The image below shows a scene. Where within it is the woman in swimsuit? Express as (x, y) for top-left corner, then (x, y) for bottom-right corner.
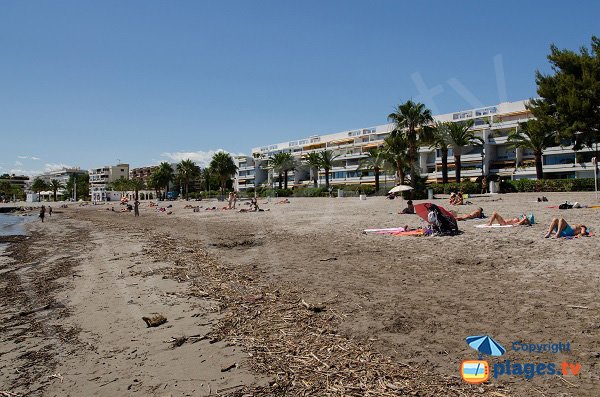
(544, 218), (587, 238)
(487, 211), (531, 226)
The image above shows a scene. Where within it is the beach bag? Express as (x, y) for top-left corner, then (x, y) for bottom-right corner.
(559, 202), (573, 210)
(427, 204), (459, 235)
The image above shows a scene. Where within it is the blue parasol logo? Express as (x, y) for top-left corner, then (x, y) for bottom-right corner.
(466, 335), (506, 359)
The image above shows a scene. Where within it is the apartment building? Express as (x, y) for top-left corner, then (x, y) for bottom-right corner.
(234, 100), (597, 191)
(89, 163), (129, 202)
(130, 165), (158, 183)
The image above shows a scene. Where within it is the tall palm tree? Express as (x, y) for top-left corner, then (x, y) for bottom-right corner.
(209, 151), (238, 195)
(508, 119), (557, 179)
(156, 162), (174, 199)
(31, 178), (48, 202)
(176, 159), (200, 199)
(388, 100), (433, 187)
(425, 122), (452, 184)
(304, 152), (322, 188)
(383, 130), (410, 185)
(48, 179), (64, 201)
(268, 152), (295, 189)
(358, 147), (386, 192)
(447, 120), (483, 183)
(319, 150), (339, 190)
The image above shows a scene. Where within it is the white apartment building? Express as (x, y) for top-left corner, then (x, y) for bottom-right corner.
(89, 163), (130, 202)
(234, 100), (598, 191)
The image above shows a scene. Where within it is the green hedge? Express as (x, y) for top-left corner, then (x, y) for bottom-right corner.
(429, 181), (481, 195)
(500, 178), (596, 193)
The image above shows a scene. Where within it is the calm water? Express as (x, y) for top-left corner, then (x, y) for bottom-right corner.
(0, 213), (29, 236)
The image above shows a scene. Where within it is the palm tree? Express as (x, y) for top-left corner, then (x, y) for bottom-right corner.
(156, 162), (174, 199)
(31, 177), (48, 202)
(383, 130), (410, 185)
(304, 152), (322, 188)
(358, 147), (386, 192)
(425, 122), (452, 184)
(447, 120), (483, 183)
(48, 179), (64, 201)
(268, 152), (295, 189)
(209, 151), (238, 196)
(176, 159), (200, 199)
(200, 167), (212, 193)
(508, 119), (556, 179)
(388, 100), (433, 188)
(147, 173), (161, 199)
(319, 150), (339, 189)
(129, 178), (146, 201)
(109, 176), (130, 198)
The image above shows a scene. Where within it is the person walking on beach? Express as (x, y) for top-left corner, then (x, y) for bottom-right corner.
(48, 206), (52, 216)
(134, 200), (140, 217)
(39, 205), (46, 223)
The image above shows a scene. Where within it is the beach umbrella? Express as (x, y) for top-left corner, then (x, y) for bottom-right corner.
(414, 202), (455, 223)
(388, 185), (413, 194)
(466, 335), (506, 357)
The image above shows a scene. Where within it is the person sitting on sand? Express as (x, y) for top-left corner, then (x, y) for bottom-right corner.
(456, 207), (485, 221)
(275, 199), (291, 204)
(453, 192), (464, 205)
(487, 211), (531, 226)
(544, 217), (588, 238)
(448, 192), (457, 204)
(401, 200), (415, 214)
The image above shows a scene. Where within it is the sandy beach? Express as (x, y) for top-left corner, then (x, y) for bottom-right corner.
(1, 192), (599, 396)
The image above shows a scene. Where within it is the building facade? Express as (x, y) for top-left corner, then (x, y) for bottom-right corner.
(234, 100), (598, 191)
(89, 163), (130, 202)
(129, 165), (158, 183)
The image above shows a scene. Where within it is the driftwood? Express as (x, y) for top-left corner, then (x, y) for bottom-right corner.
(142, 314), (167, 327)
(220, 362), (237, 372)
(19, 302), (65, 317)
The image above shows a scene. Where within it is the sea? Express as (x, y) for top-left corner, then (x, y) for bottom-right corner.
(0, 213), (30, 254)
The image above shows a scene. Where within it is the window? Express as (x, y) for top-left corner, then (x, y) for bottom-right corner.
(544, 154), (575, 166)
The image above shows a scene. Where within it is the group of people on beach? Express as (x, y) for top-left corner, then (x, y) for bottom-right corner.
(38, 205), (52, 222)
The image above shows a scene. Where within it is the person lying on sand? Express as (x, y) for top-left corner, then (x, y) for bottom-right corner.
(456, 207), (485, 221)
(400, 200), (415, 214)
(487, 211), (531, 226)
(544, 217), (588, 238)
(275, 199), (291, 204)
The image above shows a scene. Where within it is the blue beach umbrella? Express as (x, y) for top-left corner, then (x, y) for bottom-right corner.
(466, 335), (506, 357)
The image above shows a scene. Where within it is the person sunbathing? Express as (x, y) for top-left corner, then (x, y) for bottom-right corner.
(456, 207), (485, 221)
(400, 200), (415, 214)
(275, 199), (291, 204)
(544, 218), (587, 238)
(487, 211), (531, 226)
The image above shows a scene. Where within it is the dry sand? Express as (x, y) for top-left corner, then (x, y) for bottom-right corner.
(1, 192), (599, 396)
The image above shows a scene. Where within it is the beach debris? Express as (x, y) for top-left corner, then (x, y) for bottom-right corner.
(170, 335), (188, 348)
(142, 314), (167, 327)
(0, 392), (22, 397)
(19, 302), (65, 317)
(47, 373), (64, 383)
(319, 257), (337, 262)
(220, 362), (237, 372)
(300, 299), (326, 313)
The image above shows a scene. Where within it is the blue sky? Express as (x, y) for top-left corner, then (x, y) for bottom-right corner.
(1, 1), (599, 175)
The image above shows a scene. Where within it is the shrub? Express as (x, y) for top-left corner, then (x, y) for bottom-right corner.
(499, 178), (595, 193)
(429, 181), (481, 195)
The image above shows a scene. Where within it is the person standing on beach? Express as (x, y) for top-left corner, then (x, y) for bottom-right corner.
(39, 205), (46, 223)
(481, 175), (488, 194)
(48, 206), (52, 217)
(134, 200), (140, 217)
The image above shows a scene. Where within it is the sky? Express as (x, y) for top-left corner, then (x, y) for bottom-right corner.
(1, 1), (599, 176)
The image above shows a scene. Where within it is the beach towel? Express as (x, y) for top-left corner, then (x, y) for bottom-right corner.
(475, 224), (514, 228)
(390, 229), (425, 236)
(364, 227), (406, 234)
